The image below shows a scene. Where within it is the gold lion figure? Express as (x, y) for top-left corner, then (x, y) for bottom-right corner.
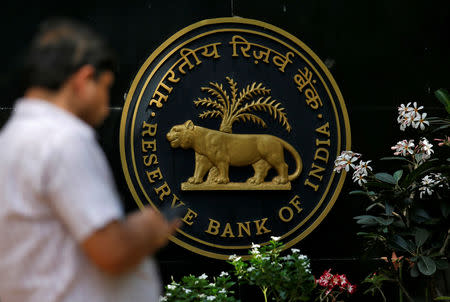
(166, 120), (302, 185)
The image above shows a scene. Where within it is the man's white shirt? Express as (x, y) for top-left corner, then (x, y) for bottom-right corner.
(0, 98), (161, 302)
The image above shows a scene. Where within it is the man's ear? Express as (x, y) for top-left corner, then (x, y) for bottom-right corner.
(184, 120), (194, 130)
(71, 65), (96, 94)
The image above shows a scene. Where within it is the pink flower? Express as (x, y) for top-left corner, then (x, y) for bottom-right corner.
(391, 139), (415, 156)
(347, 284), (356, 294)
(434, 136), (450, 147)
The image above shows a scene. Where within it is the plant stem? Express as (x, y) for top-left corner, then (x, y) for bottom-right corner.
(397, 280), (415, 302)
(377, 286), (387, 302)
(261, 286), (268, 302)
(399, 264), (404, 302)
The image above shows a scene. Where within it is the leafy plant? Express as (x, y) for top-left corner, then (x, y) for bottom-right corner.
(160, 272), (239, 302)
(228, 237), (315, 302)
(334, 91), (450, 300)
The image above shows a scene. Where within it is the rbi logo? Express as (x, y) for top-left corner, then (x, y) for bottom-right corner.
(120, 18), (351, 259)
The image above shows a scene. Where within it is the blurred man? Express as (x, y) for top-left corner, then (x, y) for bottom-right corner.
(0, 19), (178, 302)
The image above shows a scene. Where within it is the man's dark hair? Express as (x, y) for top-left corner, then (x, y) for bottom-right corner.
(23, 18), (117, 91)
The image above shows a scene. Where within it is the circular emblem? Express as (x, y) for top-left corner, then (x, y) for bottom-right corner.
(120, 18), (351, 259)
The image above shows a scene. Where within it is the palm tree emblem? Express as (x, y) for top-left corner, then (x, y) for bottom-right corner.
(194, 77), (291, 133)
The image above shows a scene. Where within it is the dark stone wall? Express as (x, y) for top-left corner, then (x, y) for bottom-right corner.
(1, 1), (449, 300)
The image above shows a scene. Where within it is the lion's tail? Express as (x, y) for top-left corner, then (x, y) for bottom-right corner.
(279, 138), (302, 181)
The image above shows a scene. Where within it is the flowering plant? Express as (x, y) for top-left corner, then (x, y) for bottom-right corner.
(228, 237), (315, 302)
(335, 89), (450, 300)
(160, 272), (239, 302)
(315, 269), (356, 302)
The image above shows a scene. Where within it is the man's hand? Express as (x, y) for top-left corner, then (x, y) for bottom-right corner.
(81, 207), (181, 275)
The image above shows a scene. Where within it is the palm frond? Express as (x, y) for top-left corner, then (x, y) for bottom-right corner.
(193, 97), (225, 111)
(201, 84), (228, 109)
(198, 110), (223, 119)
(234, 113), (267, 129)
(234, 97), (292, 132)
(226, 77), (238, 105)
(209, 82), (231, 111)
(238, 82), (271, 102)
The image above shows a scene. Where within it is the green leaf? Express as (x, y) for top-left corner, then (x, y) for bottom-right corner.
(418, 256), (437, 276)
(435, 259), (449, 270)
(432, 124), (450, 133)
(354, 215), (394, 226)
(385, 203), (394, 216)
(415, 228), (430, 247)
(434, 297), (450, 301)
(434, 88), (450, 114)
(380, 156), (411, 162)
(410, 264), (420, 278)
(393, 170), (403, 182)
(375, 173), (397, 185)
(391, 235), (415, 253)
(349, 190), (376, 196)
(440, 202), (450, 218)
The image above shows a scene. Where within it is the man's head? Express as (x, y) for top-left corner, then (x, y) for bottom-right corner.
(23, 19), (117, 126)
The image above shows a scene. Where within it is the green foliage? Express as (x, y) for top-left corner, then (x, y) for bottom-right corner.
(161, 272), (239, 302)
(228, 239), (315, 302)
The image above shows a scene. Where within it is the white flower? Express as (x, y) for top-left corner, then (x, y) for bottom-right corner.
(183, 288), (191, 294)
(247, 266), (255, 272)
(418, 173), (448, 198)
(251, 248), (260, 255)
(334, 151), (361, 173)
(229, 254), (241, 262)
(219, 288), (227, 294)
(251, 243), (260, 248)
(291, 248), (300, 253)
(354, 160), (372, 176)
(352, 172), (367, 186)
(219, 271), (229, 277)
(167, 284), (176, 290)
(391, 139), (415, 156)
(159, 296), (168, 302)
(198, 294), (206, 298)
(398, 102), (412, 116)
(271, 236), (281, 241)
(411, 102), (424, 117)
(412, 112), (429, 130)
(207, 296), (216, 301)
(199, 273), (208, 279)
(209, 283), (215, 287)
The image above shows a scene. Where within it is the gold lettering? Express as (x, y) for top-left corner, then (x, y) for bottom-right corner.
(146, 167), (163, 183)
(308, 163), (325, 181)
(294, 67), (313, 92)
(200, 43), (221, 58)
(314, 147), (329, 163)
(149, 82), (173, 108)
(272, 51), (294, 72)
(289, 195), (303, 213)
(315, 122), (330, 137)
(304, 88), (323, 109)
(253, 47), (271, 63)
(304, 178), (319, 191)
(182, 208), (198, 226)
(166, 69), (180, 83)
(279, 206), (294, 222)
(221, 223), (235, 238)
(142, 122), (157, 137)
(254, 218), (271, 235)
(205, 219), (221, 235)
(154, 182), (171, 200)
(178, 48), (202, 74)
(237, 221), (251, 237)
(171, 194), (185, 208)
(316, 138), (331, 146)
(143, 154), (158, 166)
(142, 139), (156, 152)
(229, 35), (251, 57)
